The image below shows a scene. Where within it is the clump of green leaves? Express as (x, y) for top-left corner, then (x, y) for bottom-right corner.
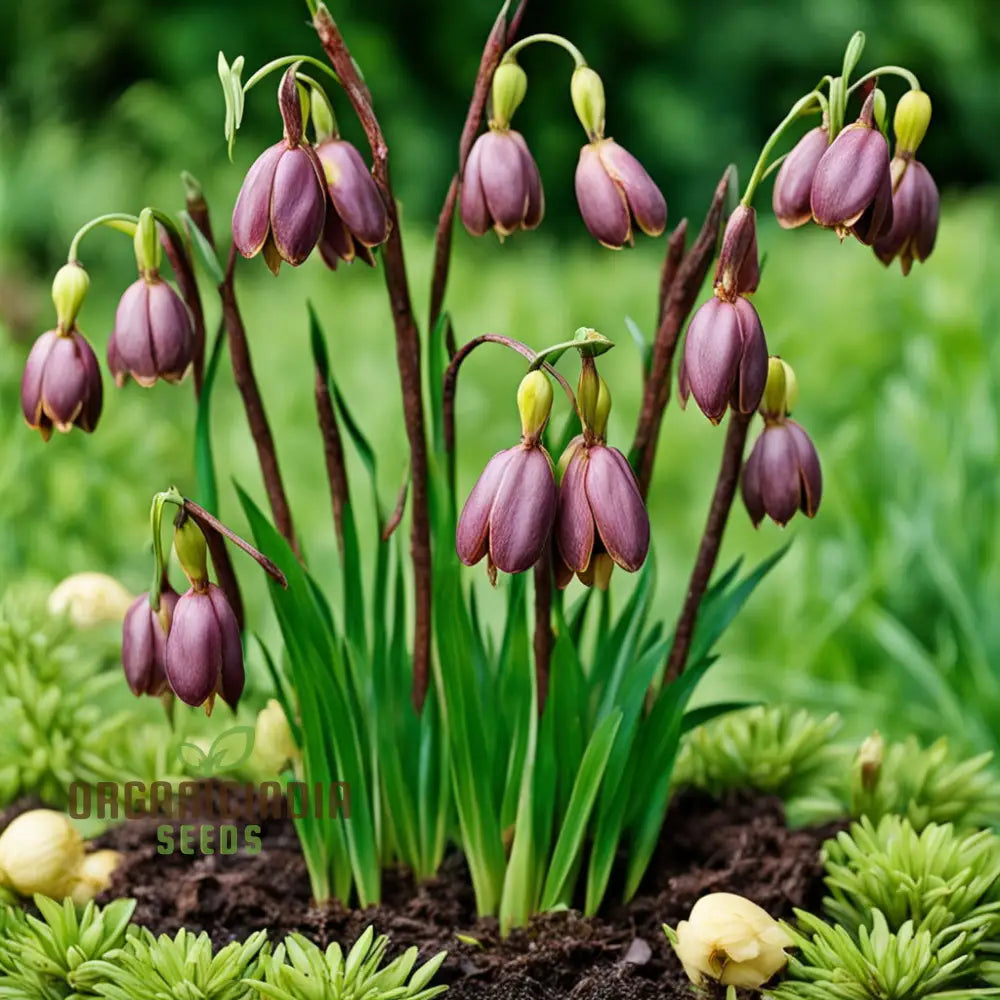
(772, 909), (990, 1000)
(851, 734), (1000, 831)
(823, 816), (1000, 944)
(91, 927), (268, 1000)
(673, 706), (847, 824)
(254, 926), (447, 1000)
(0, 896), (135, 998)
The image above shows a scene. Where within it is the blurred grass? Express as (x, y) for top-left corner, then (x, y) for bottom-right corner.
(2, 188), (998, 752)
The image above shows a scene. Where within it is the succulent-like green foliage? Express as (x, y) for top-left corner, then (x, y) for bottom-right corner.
(0, 896), (135, 998)
(851, 735), (1000, 831)
(91, 927), (268, 1000)
(770, 909), (990, 1000)
(254, 926), (447, 1000)
(823, 816), (1000, 945)
(674, 706), (847, 823)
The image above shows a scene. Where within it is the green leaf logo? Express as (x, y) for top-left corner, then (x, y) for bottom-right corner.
(206, 726), (256, 772)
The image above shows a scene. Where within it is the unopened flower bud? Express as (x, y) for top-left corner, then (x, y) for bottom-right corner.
(0, 810), (85, 899)
(461, 128), (544, 238)
(253, 699), (299, 774)
(21, 328), (103, 440)
(48, 572), (134, 628)
(760, 356), (796, 420)
(491, 61), (528, 128)
(51, 262), (90, 332)
(517, 370), (553, 442)
(894, 89), (932, 156)
(133, 208), (162, 275)
(872, 88), (888, 133)
(577, 359), (601, 431)
(173, 514), (208, 590)
(593, 376), (611, 439)
(772, 127), (828, 229)
(122, 585), (179, 697)
(857, 730), (884, 792)
(70, 850), (122, 905)
(668, 892), (793, 988)
(715, 205), (759, 299)
(873, 157), (939, 275)
(741, 419), (822, 527)
(571, 65), (605, 139)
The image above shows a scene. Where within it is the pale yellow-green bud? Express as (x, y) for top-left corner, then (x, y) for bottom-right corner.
(51, 262), (90, 332)
(857, 730), (884, 793)
(173, 514), (209, 590)
(577, 359), (600, 432)
(592, 377), (612, 438)
(310, 85), (336, 143)
(133, 207), (162, 275)
(48, 572), (134, 628)
(0, 810), (85, 899)
(517, 370), (554, 442)
(894, 89), (932, 155)
(571, 65), (605, 139)
(668, 892), (793, 988)
(70, 850), (122, 905)
(872, 88), (888, 133)
(252, 698), (299, 775)
(491, 61), (527, 128)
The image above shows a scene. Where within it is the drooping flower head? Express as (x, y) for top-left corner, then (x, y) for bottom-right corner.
(232, 66), (327, 274)
(456, 371), (558, 581)
(122, 583), (179, 698)
(772, 125), (829, 229)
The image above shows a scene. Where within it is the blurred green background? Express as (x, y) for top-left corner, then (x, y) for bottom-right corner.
(1, 1), (999, 755)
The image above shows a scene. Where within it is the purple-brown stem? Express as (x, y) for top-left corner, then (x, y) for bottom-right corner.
(656, 218), (687, 329)
(313, 4), (431, 711)
(428, 0), (529, 336)
(220, 244), (299, 555)
(382, 472), (410, 542)
(631, 171), (730, 498)
(315, 367), (350, 552)
(663, 409), (751, 684)
(533, 551), (552, 713)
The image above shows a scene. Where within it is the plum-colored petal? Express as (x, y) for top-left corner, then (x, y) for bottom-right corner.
(772, 127), (828, 229)
(270, 146), (326, 266)
(232, 142), (284, 258)
(113, 279), (155, 384)
(489, 445), (558, 574)
(851, 160), (894, 245)
(585, 445), (650, 572)
(41, 334), (88, 430)
(479, 131), (530, 236)
(122, 594), (165, 696)
(74, 331), (103, 432)
(575, 143), (630, 248)
(811, 125), (891, 229)
(716, 205), (759, 296)
(21, 329), (59, 431)
(682, 298), (742, 423)
(317, 139), (389, 247)
(786, 420), (822, 517)
(147, 280), (194, 382)
(510, 130), (544, 229)
(460, 134), (490, 237)
(456, 447), (517, 566)
(208, 584), (245, 709)
(741, 438), (766, 527)
(757, 425), (800, 526)
(599, 139), (667, 237)
(733, 297), (768, 415)
(165, 590), (221, 707)
(874, 159), (939, 273)
(318, 202), (354, 268)
(556, 446), (594, 573)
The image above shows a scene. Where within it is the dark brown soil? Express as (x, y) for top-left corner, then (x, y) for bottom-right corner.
(84, 783), (839, 999)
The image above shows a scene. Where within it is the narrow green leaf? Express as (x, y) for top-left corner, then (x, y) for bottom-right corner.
(193, 322), (226, 515)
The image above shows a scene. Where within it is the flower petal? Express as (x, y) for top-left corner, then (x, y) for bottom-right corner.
(489, 445), (558, 574)
(585, 445), (649, 572)
(556, 446), (594, 573)
(575, 143), (630, 248)
(232, 142), (284, 258)
(165, 590), (221, 707)
(456, 447), (517, 566)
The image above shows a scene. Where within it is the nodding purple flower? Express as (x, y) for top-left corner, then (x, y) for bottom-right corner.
(772, 127), (828, 229)
(574, 139), (666, 248)
(231, 68), (327, 275)
(556, 435), (649, 585)
(715, 206), (760, 298)
(164, 584), (244, 711)
(679, 296), (768, 424)
(315, 138), (390, 269)
(122, 586), (179, 698)
(741, 420), (822, 527)
(107, 275), (195, 388)
(810, 94), (893, 244)
(21, 328), (102, 440)
(456, 443), (558, 578)
(460, 128), (544, 238)
(874, 157), (939, 275)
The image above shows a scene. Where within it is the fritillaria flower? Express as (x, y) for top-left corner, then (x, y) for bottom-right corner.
(21, 327), (102, 440)
(460, 128), (544, 238)
(556, 435), (649, 585)
(772, 126), (828, 229)
(456, 371), (558, 579)
(122, 585), (179, 697)
(874, 157), (939, 275)
(741, 419), (822, 527)
(232, 67), (327, 274)
(810, 92), (893, 244)
(574, 138), (666, 248)
(164, 583), (245, 711)
(107, 275), (195, 387)
(315, 137), (390, 268)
